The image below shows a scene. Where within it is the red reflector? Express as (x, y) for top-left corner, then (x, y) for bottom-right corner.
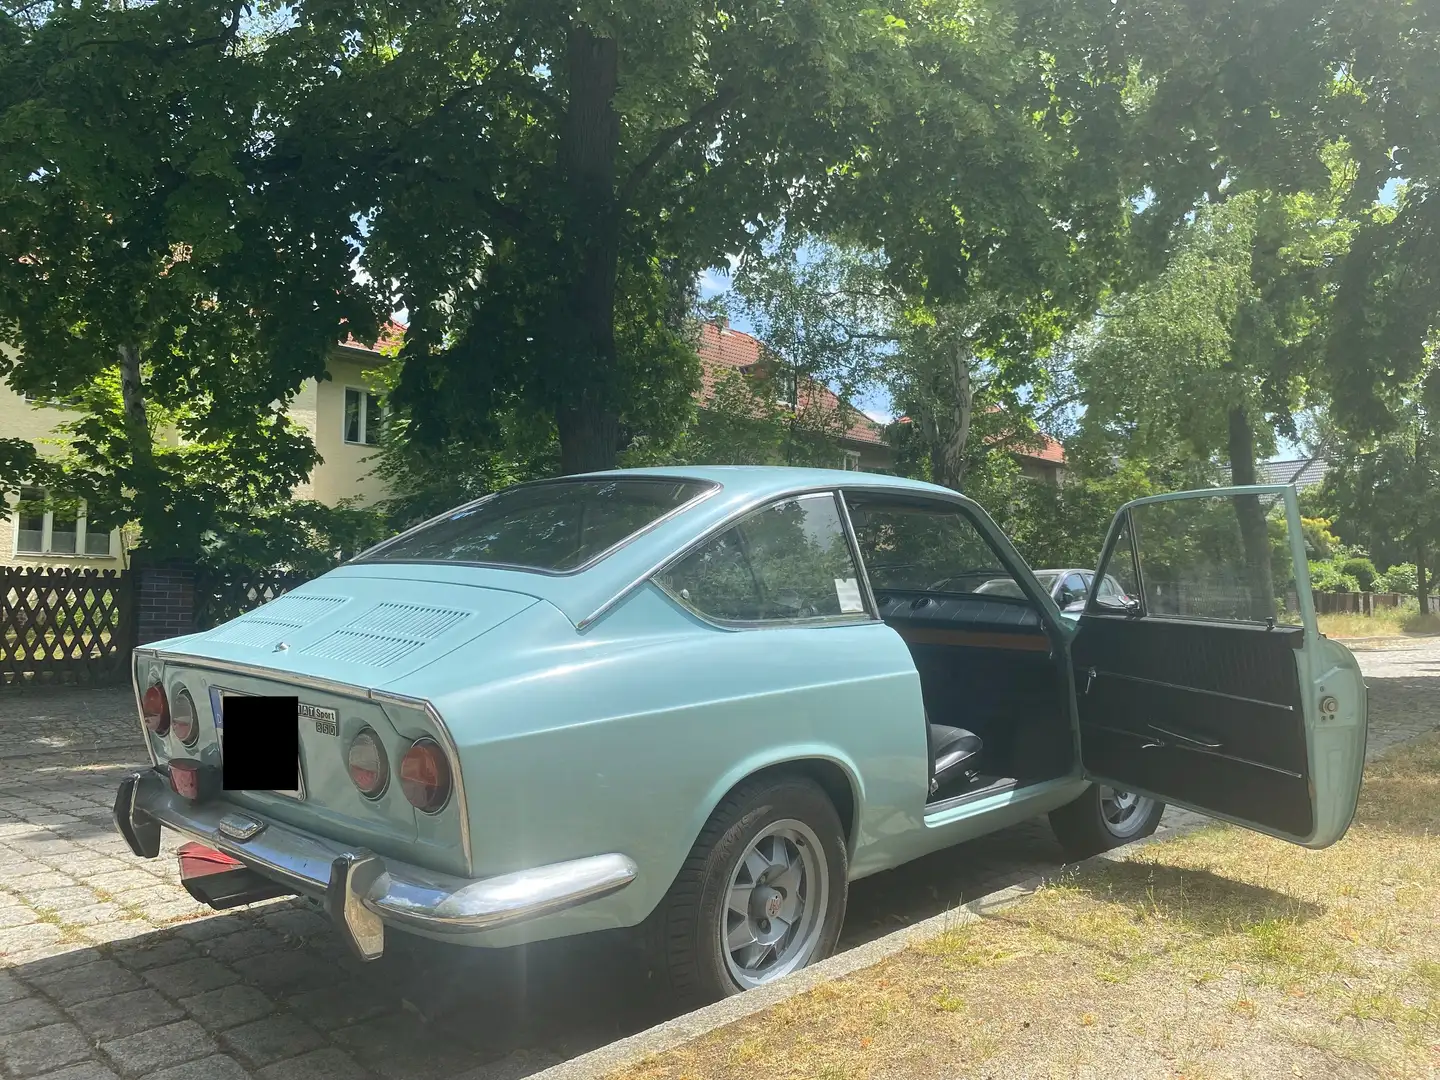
(142, 684), (170, 736)
(169, 760), (201, 800)
(399, 739), (451, 813)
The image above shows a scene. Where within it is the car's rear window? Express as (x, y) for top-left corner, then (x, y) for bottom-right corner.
(358, 478), (715, 573)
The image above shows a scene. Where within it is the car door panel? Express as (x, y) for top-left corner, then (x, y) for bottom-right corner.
(1073, 485), (1366, 848)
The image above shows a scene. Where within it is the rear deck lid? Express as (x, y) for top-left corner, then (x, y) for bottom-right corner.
(169, 573), (540, 687)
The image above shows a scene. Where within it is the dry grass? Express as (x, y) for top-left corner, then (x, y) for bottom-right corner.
(1319, 608), (1440, 639)
(616, 735), (1440, 1080)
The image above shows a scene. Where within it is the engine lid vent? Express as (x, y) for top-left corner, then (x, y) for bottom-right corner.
(298, 603), (472, 668)
(205, 595), (349, 649)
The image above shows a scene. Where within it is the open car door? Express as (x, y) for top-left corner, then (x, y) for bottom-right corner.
(1072, 485), (1367, 849)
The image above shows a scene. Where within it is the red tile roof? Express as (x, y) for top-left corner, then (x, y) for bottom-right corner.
(695, 321), (885, 446)
(339, 320), (407, 355)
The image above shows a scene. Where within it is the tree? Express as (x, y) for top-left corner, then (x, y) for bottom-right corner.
(1320, 354), (1440, 612)
(1073, 169), (1359, 611)
(341, 0), (1369, 476)
(0, 0), (378, 558)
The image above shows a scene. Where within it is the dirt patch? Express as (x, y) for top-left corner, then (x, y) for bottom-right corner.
(613, 735), (1440, 1080)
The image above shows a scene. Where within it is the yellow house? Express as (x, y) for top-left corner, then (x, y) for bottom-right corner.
(0, 338), (391, 569)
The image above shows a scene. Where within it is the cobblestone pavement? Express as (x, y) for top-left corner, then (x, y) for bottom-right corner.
(0, 640), (1435, 1080)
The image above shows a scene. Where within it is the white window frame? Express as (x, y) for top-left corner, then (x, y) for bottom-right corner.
(840, 449), (862, 471)
(12, 490), (116, 558)
(342, 386), (384, 446)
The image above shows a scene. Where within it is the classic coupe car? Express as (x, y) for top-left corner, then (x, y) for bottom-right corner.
(114, 467), (1367, 1002)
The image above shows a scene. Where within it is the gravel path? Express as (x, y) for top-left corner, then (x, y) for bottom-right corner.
(0, 639), (1434, 1080)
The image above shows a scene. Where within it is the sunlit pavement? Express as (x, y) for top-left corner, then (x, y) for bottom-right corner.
(0, 640), (1433, 1080)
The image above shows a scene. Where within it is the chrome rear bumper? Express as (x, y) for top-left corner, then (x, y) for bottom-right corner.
(113, 769), (637, 960)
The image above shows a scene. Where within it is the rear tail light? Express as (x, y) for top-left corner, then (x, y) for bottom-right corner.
(142, 684), (170, 736)
(171, 687), (198, 746)
(399, 739), (451, 813)
(346, 729), (389, 798)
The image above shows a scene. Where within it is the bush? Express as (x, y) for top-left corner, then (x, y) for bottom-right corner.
(1339, 556), (1379, 591)
(1378, 562), (1418, 596)
(1309, 561), (1362, 593)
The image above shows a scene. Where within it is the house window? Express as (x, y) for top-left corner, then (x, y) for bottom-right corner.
(13, 488), (114, 557)
(344, 387), (384, 446)
(840, 450), (862, 471)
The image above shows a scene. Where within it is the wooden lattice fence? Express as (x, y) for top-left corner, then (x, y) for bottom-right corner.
(1, 568), (134, 687)
(194, 566), (316, 631)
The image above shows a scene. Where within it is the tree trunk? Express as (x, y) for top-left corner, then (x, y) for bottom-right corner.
(117, 344), (162, 546)
(930, 346), (974, 492)
(1418, 543), (1430, 617)
(1228, 406), (1276, 621)
(555, 25), (623, 475)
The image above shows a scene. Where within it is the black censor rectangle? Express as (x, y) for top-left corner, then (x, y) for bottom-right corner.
(221, 695), (300, 791)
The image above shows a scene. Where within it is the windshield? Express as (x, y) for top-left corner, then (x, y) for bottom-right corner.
(1032, 572), (1060, 592)
(358, 478), (715, 573)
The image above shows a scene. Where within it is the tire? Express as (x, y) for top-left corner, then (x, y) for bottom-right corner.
(646, 774), (848, 1005)
(1048, 783), (1165, 862)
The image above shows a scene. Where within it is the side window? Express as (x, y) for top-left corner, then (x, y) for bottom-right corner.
(657, 493), (866, 624)
(1112, 494), (1300, 624)
(845, 496), (1020, 596)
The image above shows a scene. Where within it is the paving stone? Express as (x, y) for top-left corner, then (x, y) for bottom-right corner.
(9, 872), (80, 893)
(32, 960), (144, 1006)
(0, 1022), (94, 1078)
(174, 917), (248, 944)
(142, 957), (239, 997)
(332, 1015), (476, 1080)
(135, 900), (210, 925)
(82, 872), (163, 896)
(180, 984), (278, 1031)
(221, 1015), (327, 1067)
(253, 909), (331, 943)
(201, 929), (285, 964)
(100, 1019), (216, 1075)
(57, 903), (130, 928)
(77, 920), (156, 946)
(110, 937), (197, 972)
(143, 1054), (252, 1080)
(30, 888), (101, 912)
(256, 1047), (370, 1080)
(67, 989), (184, 1041)
(28, 1063), (121, 1080)
(283, 983), (394, 1031)
(24, 947), (107, 975)
(0, 905), (40, 928)
(230, 952), (340, 995)
(0, 921), (63, 957)
(0, 970), (28, 1003)
(0, 996), (64, 1036)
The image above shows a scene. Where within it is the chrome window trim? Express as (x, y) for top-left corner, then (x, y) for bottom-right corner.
(643, 489), (877, 632)
(134, 649), (474, 877)
(349, 476), (722, 577)
(578, 481), (935, 630)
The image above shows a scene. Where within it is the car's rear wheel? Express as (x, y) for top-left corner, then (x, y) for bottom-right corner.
(646, 775), (848, 1004)
(1048, 782), (1165, 861)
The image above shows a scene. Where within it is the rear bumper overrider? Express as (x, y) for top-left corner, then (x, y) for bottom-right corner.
(113, 769), (638, 961)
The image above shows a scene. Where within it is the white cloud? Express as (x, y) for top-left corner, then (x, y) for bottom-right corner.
(863, 407), (894, 425)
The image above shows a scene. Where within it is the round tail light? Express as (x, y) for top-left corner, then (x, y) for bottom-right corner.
(171, 687), (198, 746)
(346, 729), (389, 798)
(399, 739), (451, 813)
(142, 684), (170, 736)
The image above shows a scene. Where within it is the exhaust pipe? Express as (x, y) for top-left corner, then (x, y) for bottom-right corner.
(177, 843), (295, 910)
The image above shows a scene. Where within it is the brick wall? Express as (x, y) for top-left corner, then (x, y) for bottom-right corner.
(135, 562), (197, 645)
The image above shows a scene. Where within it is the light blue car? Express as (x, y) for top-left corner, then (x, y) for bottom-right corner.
(114, 467), (1367, 1002)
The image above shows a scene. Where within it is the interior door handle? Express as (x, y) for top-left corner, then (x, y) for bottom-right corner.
(1146, 723), (1222, 751)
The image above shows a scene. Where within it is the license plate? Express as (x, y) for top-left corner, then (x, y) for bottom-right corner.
(208, 687), (306, 801)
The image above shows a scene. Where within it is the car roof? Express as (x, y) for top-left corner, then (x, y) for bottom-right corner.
(338, 466), (974, 629)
